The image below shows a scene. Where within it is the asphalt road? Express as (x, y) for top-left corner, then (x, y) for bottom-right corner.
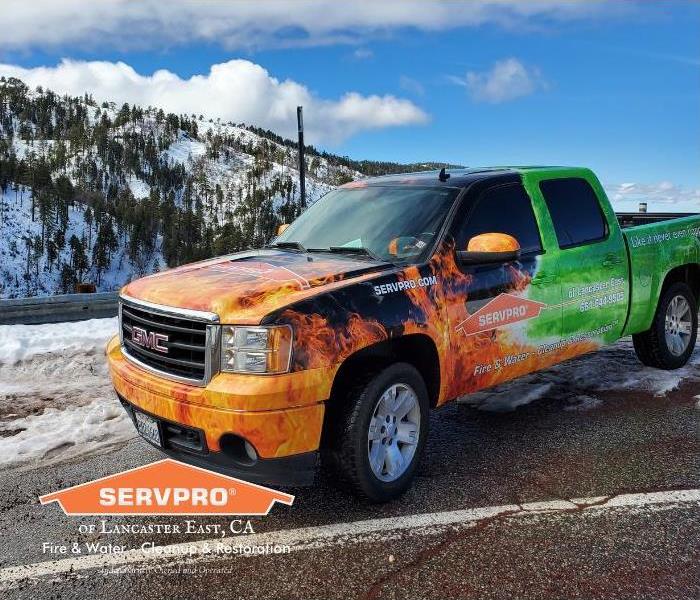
(1, 338), (699, 599)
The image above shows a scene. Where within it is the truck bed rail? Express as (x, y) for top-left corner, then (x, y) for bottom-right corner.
(616, 212), (698, 229)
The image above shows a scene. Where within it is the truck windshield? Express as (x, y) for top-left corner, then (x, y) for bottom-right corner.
(274, 185), (459, 263)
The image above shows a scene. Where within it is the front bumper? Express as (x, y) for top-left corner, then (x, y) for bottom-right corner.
(118, 396), (318, 486)
(107, 336), (327, 486)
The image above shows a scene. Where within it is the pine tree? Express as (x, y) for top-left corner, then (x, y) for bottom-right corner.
(59, 262), (76, 294)
(69, 235), (89, 283)
(84, 206), (93, 247)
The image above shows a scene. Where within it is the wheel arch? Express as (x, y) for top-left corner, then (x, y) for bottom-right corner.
(661, 263), (700, 303)
(328, 334), (441, 409)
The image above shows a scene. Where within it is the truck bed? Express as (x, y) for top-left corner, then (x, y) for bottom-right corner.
(620, 212), (700, 336)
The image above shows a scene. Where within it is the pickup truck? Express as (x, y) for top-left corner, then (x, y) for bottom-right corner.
(107, 166), (699, 502)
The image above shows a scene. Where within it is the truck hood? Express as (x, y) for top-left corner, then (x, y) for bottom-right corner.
(122, 249), (391, 324)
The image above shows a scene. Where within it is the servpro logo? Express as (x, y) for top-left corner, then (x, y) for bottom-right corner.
(455, 293), (547, 336)
(39, 459), (294, 516)
(478, 304), (527, 327)
(98, 487), (229, 507)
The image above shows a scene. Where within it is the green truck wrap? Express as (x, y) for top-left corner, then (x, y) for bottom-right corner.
(110, 166), (699, 500)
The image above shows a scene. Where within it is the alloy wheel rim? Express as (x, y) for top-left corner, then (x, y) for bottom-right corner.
(664, 295), (693, 357)
(367, 383), (421, 482)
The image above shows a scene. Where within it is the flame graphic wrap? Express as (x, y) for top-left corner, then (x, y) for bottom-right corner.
(122, 252), (382, 325)
(267, 242), (601, 407)
(108, 337), (326, 457)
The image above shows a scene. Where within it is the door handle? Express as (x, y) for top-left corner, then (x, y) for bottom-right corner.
(602, 253), (623, 268)
(531, 273), (556, 286)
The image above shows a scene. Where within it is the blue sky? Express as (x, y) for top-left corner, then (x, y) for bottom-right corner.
(1, 1), (699, 208)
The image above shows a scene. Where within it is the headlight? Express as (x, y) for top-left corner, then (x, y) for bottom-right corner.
(220, 325), (293, 374)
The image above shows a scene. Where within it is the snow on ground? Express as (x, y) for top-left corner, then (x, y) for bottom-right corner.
(0, 318), (135, 468)
(461, 337), (700, 412)
(0, 317), (117, 363)
(162, 135), (207, 164)
(11, 138), (56, 160)
(126, 175), (151, 199)
(0, 394), (133, 468)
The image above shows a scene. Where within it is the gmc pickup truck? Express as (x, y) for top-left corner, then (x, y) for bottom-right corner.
(108, 167), (699, 501)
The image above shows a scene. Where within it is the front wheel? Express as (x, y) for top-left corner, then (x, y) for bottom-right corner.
(322, 363), (429, 502)
(633, 282), (698, 370)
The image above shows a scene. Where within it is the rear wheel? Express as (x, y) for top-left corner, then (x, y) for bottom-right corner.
(322, 363), (429, 502)
(633, 282), (697, 370)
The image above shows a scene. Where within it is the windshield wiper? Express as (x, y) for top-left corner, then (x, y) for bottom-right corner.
(267, 241), (307, 252)
(308, 246), (384, 262)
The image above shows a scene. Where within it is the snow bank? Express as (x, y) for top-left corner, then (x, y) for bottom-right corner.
(0, 396), (135, 468)
(0, 317), (118, 364)
(0, 317), (134, 468)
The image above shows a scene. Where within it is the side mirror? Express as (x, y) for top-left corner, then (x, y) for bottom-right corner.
(277, 223), (290, 236)
(456, 233), (521, 265)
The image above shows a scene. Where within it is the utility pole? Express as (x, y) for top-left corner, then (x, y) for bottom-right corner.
(297, 106), (306, 209)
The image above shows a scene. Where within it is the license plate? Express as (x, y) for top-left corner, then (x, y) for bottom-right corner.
(134, 410), (162, 447)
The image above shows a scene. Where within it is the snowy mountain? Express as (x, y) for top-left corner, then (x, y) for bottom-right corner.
(0, 77), (451, 299)
(0, 185), (158, 297)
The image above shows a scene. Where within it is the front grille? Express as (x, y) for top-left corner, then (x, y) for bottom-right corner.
(120, 298), (217, 384)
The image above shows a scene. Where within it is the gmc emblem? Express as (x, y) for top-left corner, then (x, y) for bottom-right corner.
(131, 326), (169, 354)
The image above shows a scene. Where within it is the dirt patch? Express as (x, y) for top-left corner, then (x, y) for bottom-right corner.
(0, 428), (25, 438)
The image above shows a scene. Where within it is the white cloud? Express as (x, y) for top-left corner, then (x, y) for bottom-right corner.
(0, 1), (625, 51)
(451, 58), (547, 103)
(0, 59), (429, 144)
(353, 48), (374, 60)
(605, 182), (700, 213)
(399, 76), (425, 96)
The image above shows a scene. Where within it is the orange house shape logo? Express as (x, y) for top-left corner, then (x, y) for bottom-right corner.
(39, 459), (294, 516)
(455, 293), (548, 336)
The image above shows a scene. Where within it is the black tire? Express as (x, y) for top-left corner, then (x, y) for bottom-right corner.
(633, 282), (698, 370)
(322, 363), (429, 503)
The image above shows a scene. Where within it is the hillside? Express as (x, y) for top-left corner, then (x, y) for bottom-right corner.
(0, 77), (455, 299)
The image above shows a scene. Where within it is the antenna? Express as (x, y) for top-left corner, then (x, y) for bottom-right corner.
(297, 106), (306, 208)
(438, 167), (450, 182)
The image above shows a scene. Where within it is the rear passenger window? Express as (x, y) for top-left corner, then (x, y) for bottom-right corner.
(456, 183), (542, 254)
(539, 178), (607, 248)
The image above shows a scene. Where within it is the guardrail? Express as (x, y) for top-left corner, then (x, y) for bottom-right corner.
(0, 292), (119, 325)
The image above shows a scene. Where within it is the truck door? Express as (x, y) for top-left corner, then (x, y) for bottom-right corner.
(536, 176), (629, 350)
(443, 179), (563, 398)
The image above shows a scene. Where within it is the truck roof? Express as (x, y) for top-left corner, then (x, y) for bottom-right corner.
(361, 166), (581, 188)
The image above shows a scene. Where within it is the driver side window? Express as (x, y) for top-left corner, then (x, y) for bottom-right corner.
(455, 183), (542, 254)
